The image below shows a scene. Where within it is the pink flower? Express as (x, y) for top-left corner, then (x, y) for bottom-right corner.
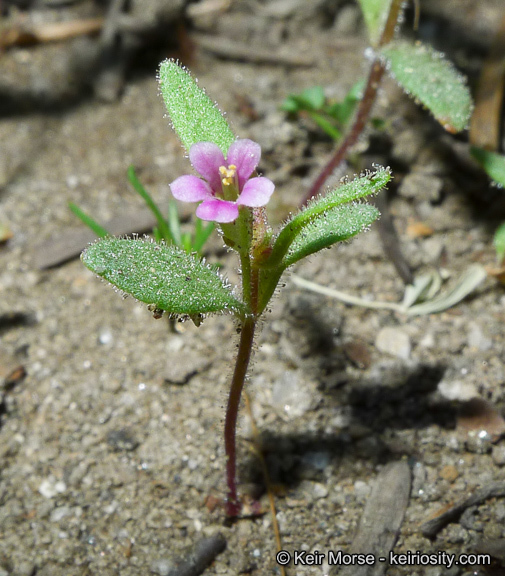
(170, 139), (274, 223)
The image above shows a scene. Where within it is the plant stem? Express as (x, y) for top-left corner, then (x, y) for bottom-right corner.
(224, 316), (256, 516)
(301, 0), (403, 205)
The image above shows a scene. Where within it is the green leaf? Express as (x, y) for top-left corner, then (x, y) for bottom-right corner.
(470, 146), (505, 187)
(69, 202), (109, 238)
(264, 167), (390, 269)
(81, 237), (245, 317)
(158, 59), (235, 154)
(298, 86), (325, 110)
(282, 203), (379, 268)
(494, 222), (505, 265)
(280, 96), (300, 113)
(127, 166), (173, 244)
(167, 197), (182, 246)
(193, 220), (215, 254)
(381, 41), (473, 133)
(307, 111), (342, 140)
(357, 0), (393, 46)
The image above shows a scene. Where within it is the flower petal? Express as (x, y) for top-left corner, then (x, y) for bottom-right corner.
(189, 142), (225, 192)
(196, 199), (239, 223)
(236, 177), (275, 207)
(170, 175), (213, 203)
(226, 139), (261, 189)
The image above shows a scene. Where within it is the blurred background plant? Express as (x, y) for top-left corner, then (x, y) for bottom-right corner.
(70, 165), (215, 256)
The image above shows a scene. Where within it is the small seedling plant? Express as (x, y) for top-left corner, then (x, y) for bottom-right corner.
(303, 0), (473, 204)
(81, 60), (390, 516)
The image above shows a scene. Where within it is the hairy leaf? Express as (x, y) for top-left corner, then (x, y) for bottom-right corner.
(282, 203), (380, 268)
(158, 59), (235, 154)
(381, 41), (473, 133)
(470, 146), (505, 187)
(357, 0), (393, 45)
(81, 237), (244, 316)
(264, 167), (390, 269)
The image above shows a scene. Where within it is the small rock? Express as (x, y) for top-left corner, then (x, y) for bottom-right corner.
(411, 461), (427, 498)
(466, 431), (492, 454)
(467, 322), (492, 351)
(438, 379), (478, 401)
(375, 327), (411, 360)
(439, 465), (458, 482)
(50, 506), (71, 523)
(353, 480), (370, 502)
(300, 480), (328, 500)
(39, 478), (67, 499)
(492, 445), (505, 466)
(107, 429), (139, 452)
(270, 370), (314, 419)
(420, 332), (435, 348)
(150, 558), (174, 576)
(98, 329), (113, 345)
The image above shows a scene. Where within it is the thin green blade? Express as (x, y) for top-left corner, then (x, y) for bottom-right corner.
(69, 202), (109, 238)
(158, 59), (235, 154)
(81, 237), (244, 317)
(381, 41), (473, 133)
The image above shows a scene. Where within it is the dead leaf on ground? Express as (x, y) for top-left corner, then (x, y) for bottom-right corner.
(457, 397), (505, 442)
(0, 18), (104, 50)
(0, 222), (13, 243)
(406, 220), (434, 239)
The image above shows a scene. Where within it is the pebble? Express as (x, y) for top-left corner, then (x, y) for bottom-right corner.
(438, 379), (478, 401)
(467, 322), (492, 351)
(353, 480), (370, 502)
(300, 480), (328, 500)
(50, 506), (71, 523)
(39, 478), (67, 499)
(411, 461), (427, 498)
(491, 445), (505, 466)
(98, 329), (113, 345)
(375, 327), (411, 360)
(465, 431), (492, 454)
(150, 558), (174, 576)
(270, 370), (314, 418)
(439, 465), (458, 482)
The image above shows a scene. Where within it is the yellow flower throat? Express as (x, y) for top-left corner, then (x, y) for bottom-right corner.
(219, 164), (237, 187)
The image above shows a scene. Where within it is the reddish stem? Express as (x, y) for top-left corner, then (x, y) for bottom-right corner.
(224, 317), (256, 516)
(301, 0), (403, 205)
(302, 60), (386, 205)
